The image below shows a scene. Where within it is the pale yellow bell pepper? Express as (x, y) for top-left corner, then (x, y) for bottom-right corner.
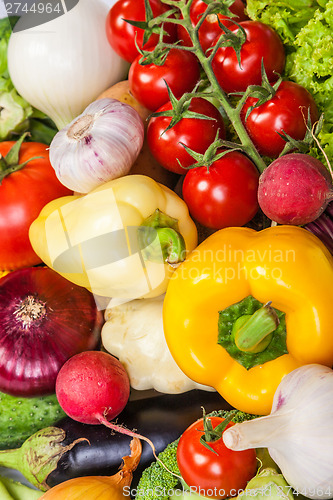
(29, 175), (197, 303)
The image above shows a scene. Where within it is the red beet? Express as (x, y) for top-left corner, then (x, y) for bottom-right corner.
(258, 153), (333, 225)
(56, 351), (130, 425)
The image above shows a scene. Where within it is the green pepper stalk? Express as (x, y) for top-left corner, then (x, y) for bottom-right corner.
(139, 209), (186, 265)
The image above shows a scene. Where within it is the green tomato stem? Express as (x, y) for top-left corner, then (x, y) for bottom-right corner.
(199, 55), (267, 173)
(165, 0), (267, 174)
(0, 133), (43, 183)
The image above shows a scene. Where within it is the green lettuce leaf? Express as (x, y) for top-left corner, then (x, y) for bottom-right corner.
(246, 0), (322, 46)
(0, 15), (57, 143)
(289, 1), (333, 161)
(0, 88), (33, 140)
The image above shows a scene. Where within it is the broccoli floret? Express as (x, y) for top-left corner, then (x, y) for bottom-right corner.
(135, 410), (258, 500)
(136, 439), (181, 500)
(209, 409), (258, 423)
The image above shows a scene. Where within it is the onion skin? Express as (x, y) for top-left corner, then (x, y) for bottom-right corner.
(305, 202), (333, 255)
(0, 267), (103, 397)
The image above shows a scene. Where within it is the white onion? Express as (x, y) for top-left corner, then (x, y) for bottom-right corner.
(49, 98), (145, 193)
(7, 0), (129, 130)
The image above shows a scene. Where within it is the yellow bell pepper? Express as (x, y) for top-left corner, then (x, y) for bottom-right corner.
(29, 175), (197, 303)
(163, 225), (333, 415)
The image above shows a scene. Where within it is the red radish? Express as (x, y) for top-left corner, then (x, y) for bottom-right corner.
(55, 350), (164, 461)
(56, 351), (130, 425)
(258, 153), (333, 225)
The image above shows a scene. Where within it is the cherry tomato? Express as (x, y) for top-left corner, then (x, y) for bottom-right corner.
(129, 49), (201, 112)
(177, 416), (257, 499)
(177, 0), (248, 53)
(182, 150), (259, 229)
(211, 21), (285, 94)
(105, 0), (177, 63)
(0, 141), (72, 271)
(147, 97), (226, 174)
(240, 80), (320, 158)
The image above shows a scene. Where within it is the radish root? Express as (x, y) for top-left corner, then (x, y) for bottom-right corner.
(97, 413), (183, 481)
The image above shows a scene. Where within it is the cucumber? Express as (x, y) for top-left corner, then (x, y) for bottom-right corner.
(0, 392), (66, 450)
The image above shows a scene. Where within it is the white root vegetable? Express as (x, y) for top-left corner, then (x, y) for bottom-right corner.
(7, 0), (128, 130)
(102, 295), (214, 394)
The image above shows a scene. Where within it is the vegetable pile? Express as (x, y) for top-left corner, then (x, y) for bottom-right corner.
(1, 0), (333, 499)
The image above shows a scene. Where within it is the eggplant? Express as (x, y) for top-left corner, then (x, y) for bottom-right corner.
(50, 389), (228, 489)
(0, 389), (229, 490)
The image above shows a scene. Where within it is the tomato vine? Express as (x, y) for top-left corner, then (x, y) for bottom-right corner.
(137, 0), (269, 173)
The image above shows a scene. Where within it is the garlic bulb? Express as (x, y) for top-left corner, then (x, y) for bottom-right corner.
(7, 0), (129, 130)
(49, 98), (145, 193)
(223, 364), (333, 499)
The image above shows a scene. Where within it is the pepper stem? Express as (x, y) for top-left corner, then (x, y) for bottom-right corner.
(139, 209), (186, 264)
(156, 227), (186, 264)
(233, 302), (280, 353)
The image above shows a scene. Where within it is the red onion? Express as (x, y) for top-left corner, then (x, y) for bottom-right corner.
(305, 202), (333, 255)
(0, 267), (103, 397)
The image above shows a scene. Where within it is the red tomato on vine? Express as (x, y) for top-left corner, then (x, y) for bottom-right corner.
(240, 81), (319, 158)
(211, 21), (285, 94)
(147, 97), (226, 174)
(129, 49), (201, 112)
(177, 415), (257, 499)
(182, 150), (259, 229)
(105, 0), (178, 63)
(177, 0), (248, 53)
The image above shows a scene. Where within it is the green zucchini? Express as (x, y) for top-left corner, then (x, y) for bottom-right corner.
(0, 392), (65, 450)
